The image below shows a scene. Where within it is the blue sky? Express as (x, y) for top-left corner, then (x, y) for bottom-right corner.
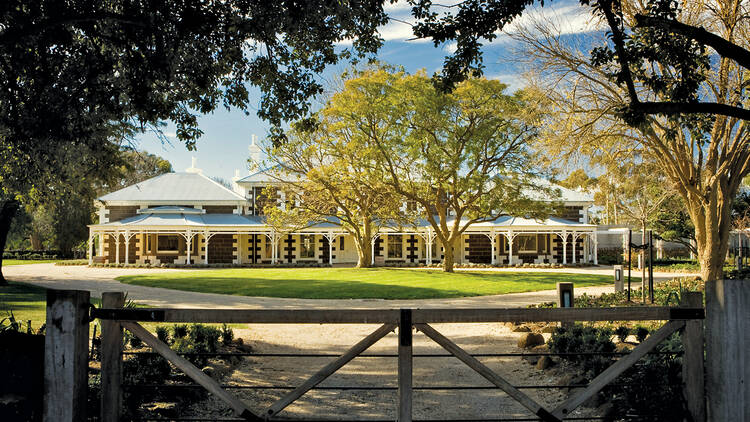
(134, 0), (600, 181)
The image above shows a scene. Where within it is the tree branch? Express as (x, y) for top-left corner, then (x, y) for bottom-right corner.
(634, 14), (750, 70)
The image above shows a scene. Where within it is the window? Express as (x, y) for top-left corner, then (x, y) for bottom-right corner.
(300, 235), (316, 259)
(515, 235), (537, 253)
(388, 235), (403, 259)
(157, 235), (180, 253)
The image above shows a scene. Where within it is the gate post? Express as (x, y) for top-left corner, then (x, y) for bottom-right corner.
(680, 291), (705, 422)
(44, 289), (90, 422)
(398, 309), (412, 422)
(706, 279), (749, 421)
(100, 292), (125, 422)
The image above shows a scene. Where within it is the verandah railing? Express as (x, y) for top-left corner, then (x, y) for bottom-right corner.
(43, 281), (748, 421)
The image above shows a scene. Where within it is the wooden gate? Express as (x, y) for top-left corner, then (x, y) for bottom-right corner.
(44, 287), (738, 422)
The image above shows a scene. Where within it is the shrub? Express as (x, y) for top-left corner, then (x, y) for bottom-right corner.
(124, 330), (142, 348)
(635, 326), (650, 343)
(189, 324), (220, 354)
(172, 324), (188, 339)
(221, 324), (234, 346)
(548, 325), (688, 420)
(614, 326), (630, 343)
(155, 326), (170, 344)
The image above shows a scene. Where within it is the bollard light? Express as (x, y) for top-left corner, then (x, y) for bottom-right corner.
(613, 265), (624, 292)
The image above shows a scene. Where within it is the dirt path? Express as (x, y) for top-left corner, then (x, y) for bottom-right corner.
(188, 323), (587, 420)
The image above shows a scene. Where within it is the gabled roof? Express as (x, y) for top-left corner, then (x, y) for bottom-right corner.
(236, 165), (302, 184)
(98, 172), (246, 203)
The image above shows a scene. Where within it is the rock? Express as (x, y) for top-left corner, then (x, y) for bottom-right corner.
(232, 337), (244, 346)
(615, 342), (635, 353)
(536, 355), (553, 370)
(531, 344), (548, 352)
(541, 325), (557, 333)
(201, 365), (217, 379)
(517, 332), (545, 349)
(522, 354), (538, 364)
(147, 402), (178, 418)
(512, 325), (531, 333)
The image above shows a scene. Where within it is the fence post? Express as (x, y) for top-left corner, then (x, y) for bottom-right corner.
(44, 289), (90, 422)
(706, 279), (749, 421)
(680, 291), (705, 422)
(100, 292), (125, 422)
(398, 309), (412, 422)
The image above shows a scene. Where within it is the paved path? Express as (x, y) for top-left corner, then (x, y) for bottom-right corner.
(2, 263), (697, 309)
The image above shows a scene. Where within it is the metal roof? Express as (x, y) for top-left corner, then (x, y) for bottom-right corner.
(98, 172), (246, 203)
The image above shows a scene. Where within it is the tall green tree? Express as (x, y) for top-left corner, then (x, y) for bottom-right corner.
(0, 0), (390, 284)
(322, 68), (554, 272)
(267, 114), (407, 268)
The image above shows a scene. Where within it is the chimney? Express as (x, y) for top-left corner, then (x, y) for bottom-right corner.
(249, 134), (262, 171)
(231, 169), (244, 195)
(185, 156), (202, 174)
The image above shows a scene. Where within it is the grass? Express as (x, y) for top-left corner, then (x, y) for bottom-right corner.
(117, 267), (614, 300)
(3, 259), (60, 265)
(0, 282), (54, 329)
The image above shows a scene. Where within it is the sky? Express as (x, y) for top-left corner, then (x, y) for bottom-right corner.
(133, 0), (602, 181)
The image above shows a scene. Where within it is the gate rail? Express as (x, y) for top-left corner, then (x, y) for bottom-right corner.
(46, 287), (744, 422)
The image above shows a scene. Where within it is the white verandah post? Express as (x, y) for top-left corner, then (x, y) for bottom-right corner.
(488, 231), (497, 265)
(560, 231), (568, 265)
(114, 232), (121, 265)
(185, 230), (193, 265)
(124, 230), (131, 266)
(87, 231), (94, 266)
(203, 231), (211, 265)
(571, 232), (577, 264)
(506, 230), (516, 266)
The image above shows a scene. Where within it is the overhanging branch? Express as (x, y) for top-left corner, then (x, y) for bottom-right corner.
(634, 15), (750, 71)
(630, 101), (750, 120)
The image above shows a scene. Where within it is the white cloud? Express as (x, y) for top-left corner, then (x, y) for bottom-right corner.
(486, 72), (526, 93)
(444, 42), (457, 53)
(163, 131), (177, 139)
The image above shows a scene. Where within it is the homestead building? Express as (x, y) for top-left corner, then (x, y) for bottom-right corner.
(88, 159), (598, 267)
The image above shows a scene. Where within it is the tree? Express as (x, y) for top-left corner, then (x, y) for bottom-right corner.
(0, 0), (390, 284)
(558, 169), (598, 192)
(607, 158), (673, 301)
(324, 68), (554, 272)
(267, 117), (406, 268)
(651, 196), (696, 256)
(498, 2), (748, 281)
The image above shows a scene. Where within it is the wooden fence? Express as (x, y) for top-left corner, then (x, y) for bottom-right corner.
(43, 280), (750, 421)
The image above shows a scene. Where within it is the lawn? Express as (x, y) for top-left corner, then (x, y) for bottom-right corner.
(0, 282), (52, 329)
(117, 267), (614, 300)
(3, 259), (60, 265)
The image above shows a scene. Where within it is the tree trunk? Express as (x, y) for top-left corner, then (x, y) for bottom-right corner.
(0, 200), (21, 286)
(30, 232), (43, 250)
(442, 239), (455, 272)
(354, 236), (372, 268)
(689, 182), (733, 282)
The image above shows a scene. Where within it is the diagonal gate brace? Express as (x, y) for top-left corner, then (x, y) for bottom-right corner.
(551, 319), (685, 419)
(266, 323), (397, 419)
(122, 322), (263, 421)
(415, 323), (560, 422)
